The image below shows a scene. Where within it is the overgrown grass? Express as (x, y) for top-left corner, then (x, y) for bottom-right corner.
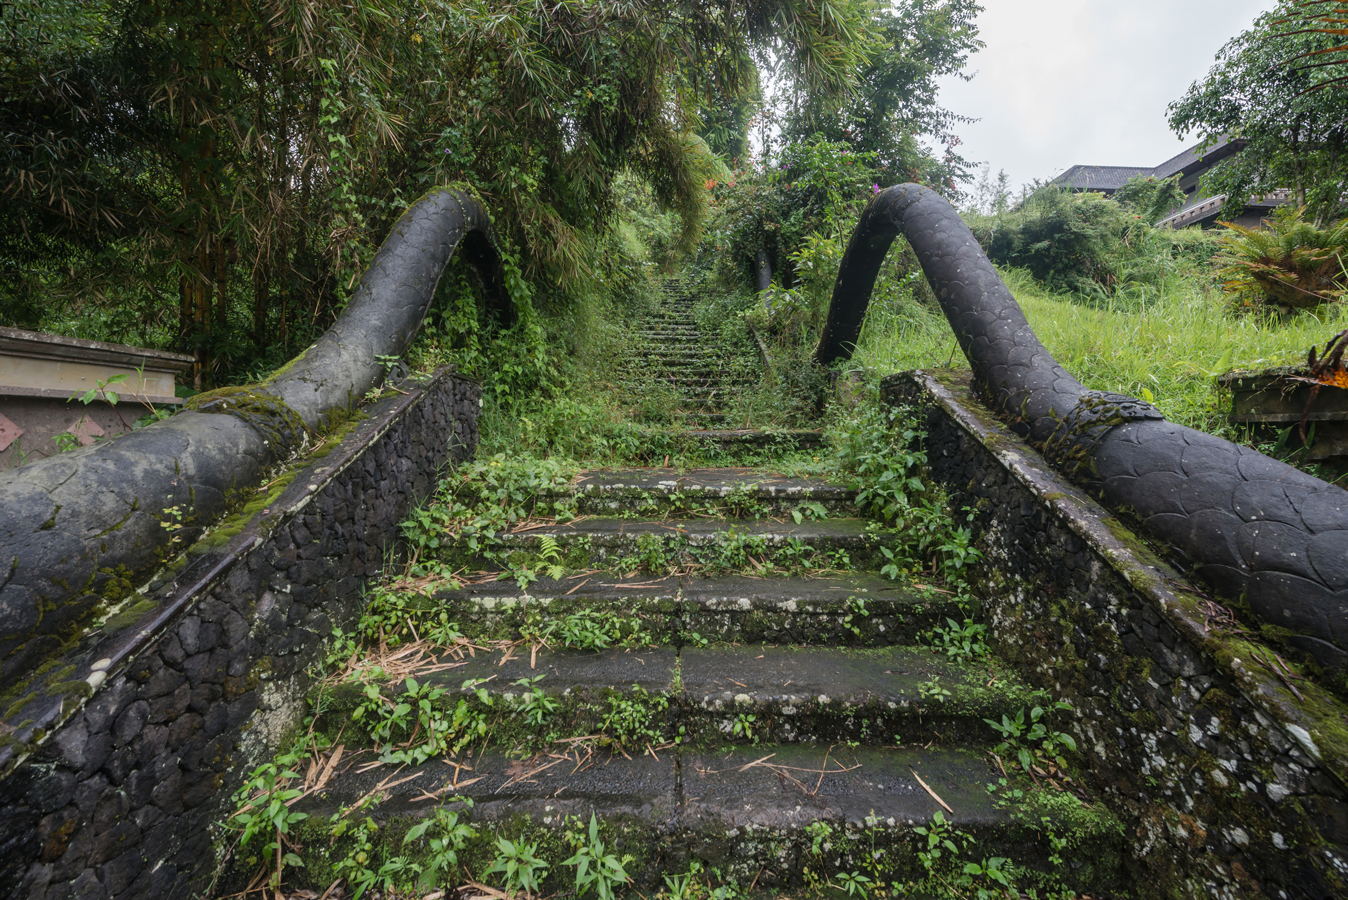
(851, 265), (1348, 435)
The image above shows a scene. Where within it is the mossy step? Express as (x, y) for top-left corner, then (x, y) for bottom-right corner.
(471, 516), (884, 570)
(317, 645), (1045, 747)
(431, 573), (960, 646)
(287, 745), (1123, 895)
(677, 644), (1045, 745)
(679, 429), (826, 448)
(556, 467), (857, 516)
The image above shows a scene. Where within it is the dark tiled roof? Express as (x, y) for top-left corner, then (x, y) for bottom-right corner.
(1151, 136), (1245, 179)
(1055, 135), (1246, 191)
(1056, 165), (1153, 192)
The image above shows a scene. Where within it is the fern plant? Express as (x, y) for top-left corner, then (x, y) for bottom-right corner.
(1215, 207), (1348, 310)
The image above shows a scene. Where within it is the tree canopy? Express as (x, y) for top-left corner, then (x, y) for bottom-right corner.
(1168, 0), (1348, 226)
(1, 0), (874, 383)
(778, 0), (983, 193)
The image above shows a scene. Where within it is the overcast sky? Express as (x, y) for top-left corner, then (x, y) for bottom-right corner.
(936, 0), (1276, 191)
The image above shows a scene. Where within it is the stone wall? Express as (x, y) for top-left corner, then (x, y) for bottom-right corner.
(0, 368), (480, 900)
(884, 370), (1348, 900)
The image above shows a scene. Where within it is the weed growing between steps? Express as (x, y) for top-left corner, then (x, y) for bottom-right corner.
(825, 388), (989, 665)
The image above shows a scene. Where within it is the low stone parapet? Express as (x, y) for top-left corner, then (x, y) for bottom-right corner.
(0, 367), (479, 900)
(886, 368), (1348, 900)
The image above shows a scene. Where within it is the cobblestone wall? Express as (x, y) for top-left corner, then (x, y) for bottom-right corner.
(0, 369), (479, 900)
(885, 370), (1348, 900)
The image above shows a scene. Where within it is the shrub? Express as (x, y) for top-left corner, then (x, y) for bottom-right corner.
(1214, 206), (1348, 311)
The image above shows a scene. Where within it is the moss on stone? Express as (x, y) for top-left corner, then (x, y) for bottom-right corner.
(101, 598), (158, 632)
(185, 384), (307, 450)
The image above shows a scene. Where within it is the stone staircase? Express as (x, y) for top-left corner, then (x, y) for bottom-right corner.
(622, 278), (823, 451)
(300, 468), (1126, 895)
(628, 279), (739, 428)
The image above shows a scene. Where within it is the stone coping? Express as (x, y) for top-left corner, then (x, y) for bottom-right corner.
(0, 369), (456, 779)
(0, 327), (194, 372)
(891, 368), (1348, 794)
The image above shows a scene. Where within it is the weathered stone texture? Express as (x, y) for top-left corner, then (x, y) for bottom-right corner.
(0, 370), (479, 900)
(886, 370), (1348, 900)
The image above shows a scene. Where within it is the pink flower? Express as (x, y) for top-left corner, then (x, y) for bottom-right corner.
(872, 184), (880, 194)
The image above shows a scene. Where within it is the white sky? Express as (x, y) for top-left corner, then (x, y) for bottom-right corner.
(936, 0), (1276, 191)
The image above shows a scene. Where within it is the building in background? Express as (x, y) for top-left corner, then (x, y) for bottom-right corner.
(1055, 137), (1291, 228)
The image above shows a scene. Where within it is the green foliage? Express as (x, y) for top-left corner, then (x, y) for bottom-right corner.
(74, 372), (129, 406)
(486, 835), (549, 896)
(662, 859), (707, 900)
(834, 869), (875, 898)
(985, 702), (1078, 772)
(599, 685), (669, 748)
(932, 617), (989, 661)
(971, 187), (1134, 298)
(780, 0), (983, 196)
(917, 676), (952, 703)
(403, 800), (479, 890)
(1168, 0), (1348, 227)
(732, 712), (759, 742)
(564, 814), (633, 900)
(527, 609), (630, 652)
(844, 260), (1348, 441)
(1214, 206), (1348, 310)
(967, 184), (1226, 306)
(1113, 174), (1187, 225)
(913, 810), (957, 872)
(351, 584), (464, 649)
(350, 676), (493, 762)
(400, 452), (578, 582)
(3, 0), (873, 388)
(331, 817), (402, 899)
(512, 675), (560, 727)
(228, 747), (310, 891)
(828, 395), (982, 592)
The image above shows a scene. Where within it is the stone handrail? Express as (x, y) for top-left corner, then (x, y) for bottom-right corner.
(0, 189), (507, 681)
(817, 183), (1348, 672)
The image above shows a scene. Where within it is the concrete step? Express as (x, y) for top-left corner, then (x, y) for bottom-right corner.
(470, 516), (885, 571)
(430, 573), (962, 646)
(291, 744), (1124, 894)
(318, 645), (1043, 747)
(559, 467), (858, 515)
(680, 429), (827, 449)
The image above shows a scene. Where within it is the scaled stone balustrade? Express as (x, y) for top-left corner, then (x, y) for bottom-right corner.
(0, 189), (507, 682)
(817, 183), (1348, 672)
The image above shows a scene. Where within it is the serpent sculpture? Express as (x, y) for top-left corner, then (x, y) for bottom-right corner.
(817, 183), (1348, 672)
(0, 189), (509, 681)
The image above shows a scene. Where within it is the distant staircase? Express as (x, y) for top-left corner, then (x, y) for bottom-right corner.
(625, 277), (821, 449)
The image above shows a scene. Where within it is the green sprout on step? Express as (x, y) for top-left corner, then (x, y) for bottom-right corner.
(485, 835), (549, 897)
(564, 813), (633, 900)
(918, 676), (952, 702)
(984, 702), (1077, 772)
(513, 674), (560, 726)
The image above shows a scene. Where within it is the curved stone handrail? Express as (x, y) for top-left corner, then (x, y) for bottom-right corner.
(0, 189), (507, 680)
(818, 183), (1348, 671)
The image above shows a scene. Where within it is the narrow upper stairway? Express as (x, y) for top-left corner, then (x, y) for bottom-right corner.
(628, 279), (744, 428)
(297, 465), (1126, 896)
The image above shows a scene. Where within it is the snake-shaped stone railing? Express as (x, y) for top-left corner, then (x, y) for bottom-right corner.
(0, 189), (508, 681)
(817, 183), (1348, 672)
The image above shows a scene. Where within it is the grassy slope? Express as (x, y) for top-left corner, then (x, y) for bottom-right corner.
(851, 265), (1348, 436)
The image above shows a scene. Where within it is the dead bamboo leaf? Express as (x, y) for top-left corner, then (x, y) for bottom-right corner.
(910, 769), (953, 814)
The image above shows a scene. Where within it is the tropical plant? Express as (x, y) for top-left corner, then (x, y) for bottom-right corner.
(1214, 206), (1348, 309)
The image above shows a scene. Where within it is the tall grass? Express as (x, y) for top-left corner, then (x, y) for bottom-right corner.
(851, 266), (1348, 434)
